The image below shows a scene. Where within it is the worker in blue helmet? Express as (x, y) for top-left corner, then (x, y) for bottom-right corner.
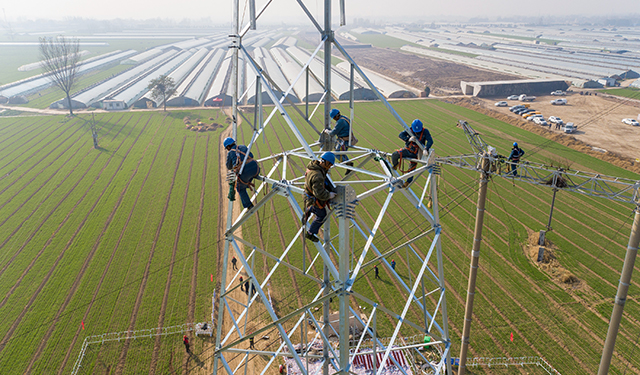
(507, 142), (524, 177)
(302, 152), (337, 242)
(225, 137), (260, 210)
(391, 119), (433, 187)
(329, 109), (354, 174)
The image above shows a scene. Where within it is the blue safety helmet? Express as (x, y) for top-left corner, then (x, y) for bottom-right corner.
(513, 142), (518, 147)
(329, 109), (340, 119)
(223, 137), (235, 148)
(411, 119), (423, 133)
(320, 151), (335, 165)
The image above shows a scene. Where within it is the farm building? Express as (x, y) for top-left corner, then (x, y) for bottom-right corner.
(630, 79), (640, 89)
(102, 99), (126, 110)
(619, 70), (640, 79)
(460, 79), (569, 97)
(597, 77), (617, 87)
(573, 79), (605, 89)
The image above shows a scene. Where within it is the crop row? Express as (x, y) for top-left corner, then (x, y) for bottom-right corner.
(0, 110), (222, 374)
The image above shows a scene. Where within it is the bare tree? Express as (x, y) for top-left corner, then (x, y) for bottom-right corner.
(147, 75), (176, 111)
(39, 36), (82, 116)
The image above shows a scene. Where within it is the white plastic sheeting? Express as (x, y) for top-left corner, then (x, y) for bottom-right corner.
(109, 51), (191, 108)
(204, 50), (233, 106)
(270, 47), (324, 102)
(253, 47), (299, 103)
(336, 62), (416, 99)
(1, 49), (136, 99)
(137, 48), (210, 108)
(68, 49), (178, 108)
(286, 46), (376, 100)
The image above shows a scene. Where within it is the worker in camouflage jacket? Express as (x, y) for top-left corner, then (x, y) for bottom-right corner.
(303, 152), (337, 242)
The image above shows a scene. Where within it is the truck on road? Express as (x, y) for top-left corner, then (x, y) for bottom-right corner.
(519, 94), (536, 102)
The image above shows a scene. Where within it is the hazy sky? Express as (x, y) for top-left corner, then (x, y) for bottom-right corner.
(3, 0), (639, 24)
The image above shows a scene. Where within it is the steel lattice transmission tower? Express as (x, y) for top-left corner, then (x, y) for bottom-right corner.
(211, 0), (453, 374)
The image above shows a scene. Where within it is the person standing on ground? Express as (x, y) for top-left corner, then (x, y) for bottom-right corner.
(231, 256), (238, 270)
(303, 152), (337, 242)
(391, 119), (433, 187)
(374, 265), (380, 279)
(329, 109), (354, 174)
(239, 276), (244, 292)
(391, 259), (396, 270)
(508, 142), (525, 177)
(183, 335), (190, 353)
(249, 337), (255, 350)
(224, 137), (260, 210)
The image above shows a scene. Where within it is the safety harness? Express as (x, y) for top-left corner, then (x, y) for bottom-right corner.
(336, 116), (352, 151)
(510, 147), (523, 163)
(232, 147), (259, 191)
(395, 129), (424, 173)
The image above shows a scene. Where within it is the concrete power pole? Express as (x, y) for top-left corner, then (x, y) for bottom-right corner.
(598, 205), (640, 374)
(457, 153), (491, 375)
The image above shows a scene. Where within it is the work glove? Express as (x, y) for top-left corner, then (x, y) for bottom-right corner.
(329, 192), (337, 200)
(409, 136), (418, 143)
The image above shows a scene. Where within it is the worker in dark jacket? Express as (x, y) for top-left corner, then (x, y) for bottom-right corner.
(391, 119), (433, 186)
(225, 137), (260, 210)
(303, 152), (337, 242)
(329, 109), (354, 173)
(508, 142), (525, 177)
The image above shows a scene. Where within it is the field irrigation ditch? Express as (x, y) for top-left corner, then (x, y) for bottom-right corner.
(0, 99), (639, 374)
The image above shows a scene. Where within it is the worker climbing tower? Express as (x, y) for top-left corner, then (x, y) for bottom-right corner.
(212, 1), (452, 374)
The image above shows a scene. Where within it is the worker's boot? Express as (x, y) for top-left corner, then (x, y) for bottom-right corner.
(345, 162), (354, 175)
(227, 182), (236, 201)
(305, 232), (320, 242)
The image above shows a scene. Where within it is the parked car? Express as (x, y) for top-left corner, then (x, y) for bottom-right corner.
(523, 111), (541, 118)
(514, 108), (530, 115)
(533, 117), (548, 126)
(622, 118), (640, 126)
(507, 95), (520, 100)
(562, 123), (576, 133)
(551, 98), (567, 105)
(495, 101), (508, 107)
(549, 116), (564, 125)
(551, 90), (566, 96)
(510, 105), (525, 112)
(528, 114), (544, 120)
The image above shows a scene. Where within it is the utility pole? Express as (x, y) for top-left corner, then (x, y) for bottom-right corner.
(598, 205), (640, 374)
(457, 152), (491, 375)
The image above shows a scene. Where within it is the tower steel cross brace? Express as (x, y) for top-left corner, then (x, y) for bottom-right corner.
(212, 0), (452, 374)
